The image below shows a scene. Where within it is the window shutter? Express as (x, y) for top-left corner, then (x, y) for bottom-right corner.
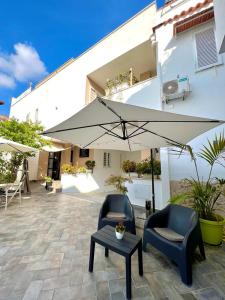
(90, 87), (97, 102)
(103, 152), (111, 167)
(195, 28), (218, 69)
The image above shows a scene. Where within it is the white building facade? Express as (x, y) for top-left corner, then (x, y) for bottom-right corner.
(10, 0), (225, 208)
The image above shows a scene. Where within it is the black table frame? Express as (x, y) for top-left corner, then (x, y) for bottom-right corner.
(89, 225), (143, 299)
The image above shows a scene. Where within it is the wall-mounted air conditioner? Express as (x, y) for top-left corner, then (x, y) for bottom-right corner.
(162, 76), (190, 104)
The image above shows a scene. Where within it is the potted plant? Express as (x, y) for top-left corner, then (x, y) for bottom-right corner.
(77, 166), (87, 174)
(122, 160), (137, 177)
(136, 162), (144, 178)
(105, 71), (138, 95)
(85, 160), (96, 173)
(44, 176), (52, 190)
(170, 134), (225, 245)
(61, 164), (77, 174)
(153, 160), (161, 179)
(105, 175), (132, 194)
(115, 222), (125, 240)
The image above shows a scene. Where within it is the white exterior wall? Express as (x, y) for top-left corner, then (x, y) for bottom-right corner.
(9, 3), (156, 185)
(93, 149), (122, 192)
(155, 1), (225, 184)
(107, 76), (160, 109)
(10, 3), (156, 130)
(214, 0), (225, 53)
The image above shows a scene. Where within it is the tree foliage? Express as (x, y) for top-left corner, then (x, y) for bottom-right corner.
(0, 118), (50, 151)
(0, 118), (50, 183)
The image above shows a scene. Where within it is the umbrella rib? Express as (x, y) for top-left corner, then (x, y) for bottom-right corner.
(82, 123), (122, 148)
(82, 132), (107, 149)
(128, 130), (147, 139)
(43, 122), (121, 134)
(127, 122), (184, 146)
(127, 121), (149, 138)
(99, 125), (123, 139)
(125, 124), (131, 151)
(97, 97), (122, 120)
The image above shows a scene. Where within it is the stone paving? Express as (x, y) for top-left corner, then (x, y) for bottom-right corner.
(0, 187), (225, 300)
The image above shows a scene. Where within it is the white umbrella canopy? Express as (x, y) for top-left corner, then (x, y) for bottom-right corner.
(42, 145), (66, 152)
(44, 97), (224, 150)
(0, 137), (37, 153)
(44, 97), (224, 212)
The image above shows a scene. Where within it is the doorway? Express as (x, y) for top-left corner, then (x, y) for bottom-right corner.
(47, 152), (61, 180)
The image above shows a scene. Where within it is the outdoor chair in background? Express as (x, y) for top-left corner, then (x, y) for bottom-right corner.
(98, 194), (136, 234)
(143, 204), (205, 285)
(0, 171), (25, 210)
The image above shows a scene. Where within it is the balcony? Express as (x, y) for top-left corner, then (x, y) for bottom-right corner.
(85, 40), (160, 109)
(105, 76), (160, 110)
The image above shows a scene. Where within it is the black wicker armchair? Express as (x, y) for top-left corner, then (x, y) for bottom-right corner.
(143, 204), (205, 285)
(98, 194), (136, 234)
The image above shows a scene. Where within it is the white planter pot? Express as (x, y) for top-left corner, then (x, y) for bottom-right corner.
(115, 230), (125, 240)
(116, 82), (130, 92)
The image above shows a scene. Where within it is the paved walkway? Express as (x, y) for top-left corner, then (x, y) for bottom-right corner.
(0, 188), (225, 300)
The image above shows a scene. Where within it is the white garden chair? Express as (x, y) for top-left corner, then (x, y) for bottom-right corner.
(0, 171), (25, 210)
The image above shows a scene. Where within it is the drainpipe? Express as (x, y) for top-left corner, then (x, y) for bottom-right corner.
(156, 37), (171, 208)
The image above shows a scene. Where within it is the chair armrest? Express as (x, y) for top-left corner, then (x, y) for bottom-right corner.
(145, 205), (169, 229)
(182, 213), (200, 250)
(99, 199), (109, 218)
(125, 201), (135, 220)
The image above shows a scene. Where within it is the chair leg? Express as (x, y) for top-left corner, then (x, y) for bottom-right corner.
(19, 188), (22, 206)
(5, 192), (8, 211)
(132, 224), (136, 235)
(180, 257), (192, 286)
(199, 240), (206, 260)
(142, 235), (147, 252)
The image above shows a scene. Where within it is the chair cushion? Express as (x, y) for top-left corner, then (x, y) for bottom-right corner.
(106, 212), (126, 219)
(154, 227), (184, 242)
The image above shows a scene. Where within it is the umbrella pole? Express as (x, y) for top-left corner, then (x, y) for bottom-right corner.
(150, 149), (155, 213)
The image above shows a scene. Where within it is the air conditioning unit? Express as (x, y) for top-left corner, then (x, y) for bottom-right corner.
(162, 76), (190, 104)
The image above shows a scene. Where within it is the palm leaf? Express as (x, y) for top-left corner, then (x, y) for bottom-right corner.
(199, 134), (225, 166)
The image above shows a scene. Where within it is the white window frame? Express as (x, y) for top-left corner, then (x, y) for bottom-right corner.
(193, 25), (223, 72)
(103, 152), (111, 168)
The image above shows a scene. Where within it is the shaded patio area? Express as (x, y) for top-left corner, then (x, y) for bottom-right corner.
(0, 188), (225, 300)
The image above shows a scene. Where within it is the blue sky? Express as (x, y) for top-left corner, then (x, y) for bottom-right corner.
(0, 0), (164, 116)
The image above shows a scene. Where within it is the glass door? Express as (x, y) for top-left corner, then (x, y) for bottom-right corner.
(47, 152), (61, 180)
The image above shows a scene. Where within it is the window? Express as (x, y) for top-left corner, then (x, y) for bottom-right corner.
(103, 152), (111, 167)
(195, 28), (220, 70)
(79, 148), (89, 157)
(90, 87), (97, 102)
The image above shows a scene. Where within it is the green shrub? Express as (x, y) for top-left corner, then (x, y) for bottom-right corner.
(105, 175), (132, 194)
(122, 160), (136, 173)
(61, 164), (77, 174)
(77, 167), (87, 174)
(85, 160), (96, 170)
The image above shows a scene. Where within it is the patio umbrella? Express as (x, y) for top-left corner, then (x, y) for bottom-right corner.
(44, 97), (224, 211)
(0, 137), (37, 153)
(0, 137), (37, 193)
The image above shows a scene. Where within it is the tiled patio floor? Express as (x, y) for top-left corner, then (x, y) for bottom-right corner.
(0, 188), (225, 300)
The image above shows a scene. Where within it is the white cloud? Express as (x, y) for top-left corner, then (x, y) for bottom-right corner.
(0, 43), (47, 89)
(0, 73), (15, 89)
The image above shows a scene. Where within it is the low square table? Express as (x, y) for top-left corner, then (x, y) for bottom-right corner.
(89, 225), (143, 299)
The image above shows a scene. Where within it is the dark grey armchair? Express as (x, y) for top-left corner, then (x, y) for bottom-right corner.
(98, 194), (136, 234)
(143, 204), (205, 285)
